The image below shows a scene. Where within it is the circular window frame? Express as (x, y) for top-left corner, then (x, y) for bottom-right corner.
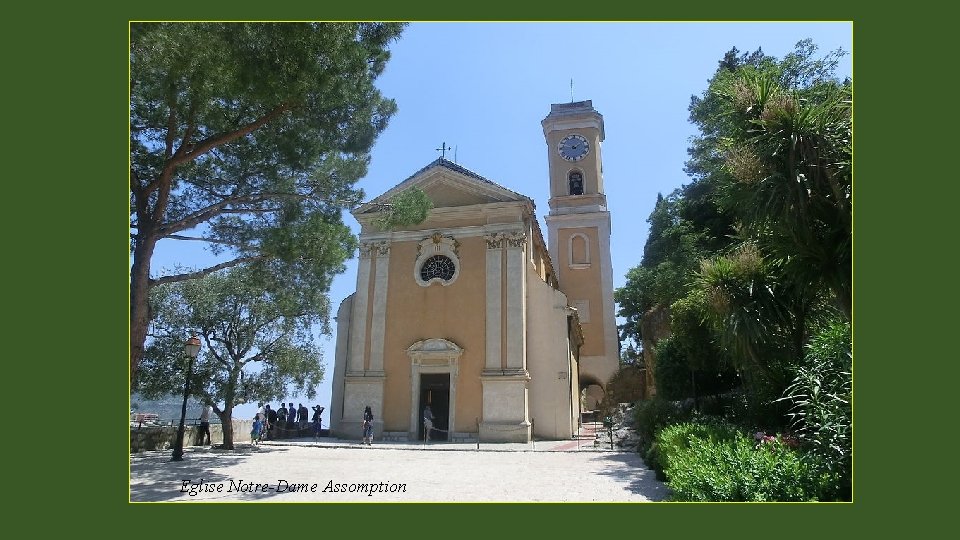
(419, 255), (456, 283)
(414, 236), (461, 287)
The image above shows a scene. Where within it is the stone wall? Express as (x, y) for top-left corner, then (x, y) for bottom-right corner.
(130, 420), (253, 452)
(130, 420), (331, 452)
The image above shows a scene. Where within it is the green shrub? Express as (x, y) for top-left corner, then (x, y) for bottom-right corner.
(644, 442), (666, 481)
(634, 397), (693, 456)
(660, 422), (828, 501)
(781, 319), (852, 500)
(656, 420), (739, 480)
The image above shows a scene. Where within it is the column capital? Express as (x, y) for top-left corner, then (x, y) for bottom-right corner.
(484, 232), (526, 250)
(359, 240), (391, 258)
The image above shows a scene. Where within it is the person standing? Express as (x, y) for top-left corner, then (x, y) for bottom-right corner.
(422, 405), (434, 442)
(256, 402), (267, 423)
(266, 404), (278, 439)
(312, 405), (324, 440)
(287, 403), (297, 434)
(251, 414), (263, 446)
(362, 406), (374, 446)
(199, 404), (213, 446)
(277, 403), (288, 438)
(297, 403), (309, 430)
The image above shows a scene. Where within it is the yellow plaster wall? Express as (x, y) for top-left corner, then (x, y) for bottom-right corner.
(555, 226), (607, 358)
(380, 236), (487, 433)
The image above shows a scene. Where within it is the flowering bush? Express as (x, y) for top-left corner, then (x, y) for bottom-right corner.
(660, 422), (831, 501)
(753, 431), (800, 449)
(753, 431), (776, 447)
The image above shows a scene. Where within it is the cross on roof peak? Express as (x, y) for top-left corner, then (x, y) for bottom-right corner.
(435, 141), (452, 160)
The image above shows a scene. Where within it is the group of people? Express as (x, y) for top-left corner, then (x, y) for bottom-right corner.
(225, 402), (436, 447)
(251, 402), (324, 444)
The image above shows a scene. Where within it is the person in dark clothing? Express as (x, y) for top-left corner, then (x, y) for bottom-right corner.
(199, 404), (213, 446)
(362, 406), (374, 446)
(287, 402), (297, 433)
(312, 405), (324, 440)
(298, 403), (309, 429)
(277, 403), (288, 437)
(266, 404), (278, 439)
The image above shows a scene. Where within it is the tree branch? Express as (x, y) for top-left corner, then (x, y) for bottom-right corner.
(218, 207), (284, 215)
(151, 255), (266, 287)
(141, 102), (289, 200)
(157, 199), (234, 236)
(177, 99), (199, 158)
(166, 235), (249, 248)
(200, 334), (232, 369)
(174, 103), (291, 167)
(157, 191), (314, 237)
(241, 336), (282, 367)
(130, 166), (140, 192)
(164, 82), (177, 161)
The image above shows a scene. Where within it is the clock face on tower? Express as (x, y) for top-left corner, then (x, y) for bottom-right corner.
(558, 134), (589, 162)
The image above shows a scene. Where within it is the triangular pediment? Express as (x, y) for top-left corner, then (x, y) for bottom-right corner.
(355, 158), (529, 214)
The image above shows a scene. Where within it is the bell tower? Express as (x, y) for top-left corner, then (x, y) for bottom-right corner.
(542, 100), (618, 402)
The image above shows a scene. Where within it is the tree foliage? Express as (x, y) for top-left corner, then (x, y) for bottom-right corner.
(653, 291), (739, 403)
(370, 187), (434, 231)
(130, 22), (407, 382)
(624, 37), (851, 433)
(622, 40), (852, 499)
(688, 38), (851, 320)
(137, 267), (324, 448)
(716, 70), (851, 319)
(689, 39), (850, 406)
(615, 169), (739, 350)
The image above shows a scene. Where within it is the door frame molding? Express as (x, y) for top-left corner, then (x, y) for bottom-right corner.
(407, 338), (462, 440)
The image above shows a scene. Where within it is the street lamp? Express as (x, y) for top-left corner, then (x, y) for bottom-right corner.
(171, 335), (202, 461)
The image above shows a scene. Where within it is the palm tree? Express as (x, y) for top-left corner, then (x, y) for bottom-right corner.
(719, 71), (852, 320)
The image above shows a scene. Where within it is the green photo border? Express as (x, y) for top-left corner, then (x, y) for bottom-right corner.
(16, 0), (902, 533)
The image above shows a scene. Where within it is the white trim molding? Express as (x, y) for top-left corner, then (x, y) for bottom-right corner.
(568, 232), (590, 268)
(414, 233), (461, 287)
(407, 338), (463, 440)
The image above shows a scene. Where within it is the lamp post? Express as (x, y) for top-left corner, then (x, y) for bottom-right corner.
(171, 335), (202, 462)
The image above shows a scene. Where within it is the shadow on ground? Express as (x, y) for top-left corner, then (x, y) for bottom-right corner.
(130, 445), (294, 502)
(589, 452), (672, 501)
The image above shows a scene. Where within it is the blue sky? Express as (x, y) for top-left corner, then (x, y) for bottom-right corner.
(147, 21), (853, 425)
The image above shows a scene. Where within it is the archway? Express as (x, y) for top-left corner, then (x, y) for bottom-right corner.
(578, 375), (605, 420)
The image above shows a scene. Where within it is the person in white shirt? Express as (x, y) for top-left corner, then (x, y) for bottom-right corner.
(256, 402), (269, 441)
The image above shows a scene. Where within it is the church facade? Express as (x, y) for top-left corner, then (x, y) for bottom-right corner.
(330, 100), (618, 442)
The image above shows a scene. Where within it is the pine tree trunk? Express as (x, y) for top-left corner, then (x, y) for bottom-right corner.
(130, 234), (157, 386)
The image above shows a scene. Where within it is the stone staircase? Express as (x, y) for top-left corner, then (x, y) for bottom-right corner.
(575, 421), (602, 441)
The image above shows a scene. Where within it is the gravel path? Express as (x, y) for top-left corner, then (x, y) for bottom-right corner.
(130, 443), (669, 502)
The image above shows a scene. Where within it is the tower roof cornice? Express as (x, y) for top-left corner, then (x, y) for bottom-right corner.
(541, 100), (605, 141)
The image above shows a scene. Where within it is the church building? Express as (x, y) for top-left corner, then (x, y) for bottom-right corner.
(330, 100), (618, 442)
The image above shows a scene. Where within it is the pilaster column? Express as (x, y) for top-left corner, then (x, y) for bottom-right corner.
(348, 242), (374, 373)
(504, 231), (527, 370)
(369, 241), (390, 373)
(484, 233), (503, 370)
